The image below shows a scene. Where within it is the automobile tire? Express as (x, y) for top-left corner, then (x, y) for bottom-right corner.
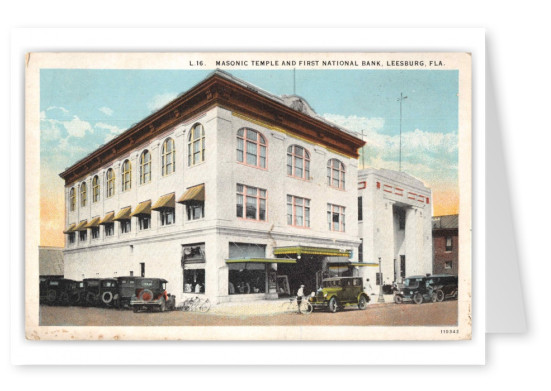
(59, 292), (69, 306)
(102, 291), (113, 305)
(69, 291), (81, 305)
(358, 295), (368, 310)
(436, 290), (445, 302)
(413, 292), (423, 304)
(394, 295), (403, 304)
(139, 289), (154, 302)
(86, 292), (97, 306)
(328, 297), (338, 313)
(46, 290), (57, 304)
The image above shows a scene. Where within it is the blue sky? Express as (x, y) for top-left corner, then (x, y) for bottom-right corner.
(40, 68), (459, 245)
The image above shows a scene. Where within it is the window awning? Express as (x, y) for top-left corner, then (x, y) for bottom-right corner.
(74, 221), (88, 232)
(99, 211), (115, 225)
(351, 262), (378, 267)
(113, 206), (132, 221)
(130, 200), (151, 216)
(178, 184), (205, 204)
(225, 258), (297, 264)
(152, 193), (175, 210)
(273, 246), (351, 258)
(85, 217), (101, 228)
(63, 223), (76, 234)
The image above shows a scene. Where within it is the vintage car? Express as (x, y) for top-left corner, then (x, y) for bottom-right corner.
(427, 274), (458, 302)
(394, 274), (459, 304)
(82, 278), (119, 307)
(309, 276), (370, 313)
(41, 277), (79, 306)
(116, 276), (142, 308)
(130, 278), (176, 313)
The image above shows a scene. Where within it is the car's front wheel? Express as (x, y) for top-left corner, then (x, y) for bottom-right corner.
(358, 295), (368, 310)
(413, 292), (423, 304)
(328, 297), (338, 313)
(394, 295), (403, 304)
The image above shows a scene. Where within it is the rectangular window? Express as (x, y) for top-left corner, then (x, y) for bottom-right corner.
(287, 195), (310, 228)
(91, 227), (100, 239)
(139, 215), (150, 230)
(68, 233), (75, 244)
(104, 223), (114, 237)
(160, 209), (175, 226)
(186, 202), (204, 220)
(327, 203), (346, 232)
(236, 184), (266, 221)
(358, 196), (363, 221)
(120, 220), (131, 234)
(445, 236), (453, 251)
(79, 230), (87, 242)
(398, 208), (406, 230)
(183, 269), (205, 294)
(445, 261), (453, 270)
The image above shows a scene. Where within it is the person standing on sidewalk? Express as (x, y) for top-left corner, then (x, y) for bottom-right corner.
(297, 284), (305, 314)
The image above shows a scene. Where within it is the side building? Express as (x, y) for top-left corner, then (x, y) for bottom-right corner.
(432, 214), (459, 276)
(59, 70), (365, 304)
(357, 168), (433, 287)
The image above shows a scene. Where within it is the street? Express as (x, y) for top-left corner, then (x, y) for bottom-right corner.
(39, 300), (458, 327)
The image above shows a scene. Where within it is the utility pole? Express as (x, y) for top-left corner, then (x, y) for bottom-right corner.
(397, 93), (407, 172)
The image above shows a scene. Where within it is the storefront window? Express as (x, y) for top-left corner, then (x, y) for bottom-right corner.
(183, 269), (205, 294)
(228, 243), (266, 295)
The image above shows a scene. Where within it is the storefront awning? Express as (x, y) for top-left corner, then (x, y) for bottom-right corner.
(85, 216), (101, 228)
(74, 220), (88, 232)
(226, 258), (297, 264)
(178, 184), (205, 204)
(113, 206), (132, 221)
(152, 193), (175, 210)
(273, 246), (351, 258)
(63, 223), (76, 234)
(351, 262), (379, 267)
(130, 200), (151, 216)
(99, 211), (115, 225)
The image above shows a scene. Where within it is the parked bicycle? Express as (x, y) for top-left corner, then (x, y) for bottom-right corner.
(182, 296), (211, 312)
(280, 296), (313, 314)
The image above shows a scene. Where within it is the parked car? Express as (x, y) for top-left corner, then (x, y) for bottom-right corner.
(116, 276), (141, 308)
(394, 274), (458, 304)
(309, 276), (370, 313)
(82, 278), (102, 306)
(427, 274), (458, 302)
(99, 278), (120, 307)
(130, 278), (176, 313)
(41, 277), (79, 306)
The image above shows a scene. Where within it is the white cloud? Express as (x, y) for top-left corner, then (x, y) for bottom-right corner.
(96, 122), (125, 143)
(46, 106), (69, 114)
(147, 93), (177, 112)
(63, 115), (93, 138)
(99, 106), (114, 116)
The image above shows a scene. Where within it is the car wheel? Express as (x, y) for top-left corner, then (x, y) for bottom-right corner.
(328, 297), (338, 313)
(358, 295), (368, 310)
(46, 290), (57, 305)
(69, 291), (81, 305)
(102, 291), (113, 305)
(413, 292), (423, 304)
(394, 295), (403, 304)
(59, 292), (69, 306)
(86, 292), (97, 306)
(436, 290), (445, 302)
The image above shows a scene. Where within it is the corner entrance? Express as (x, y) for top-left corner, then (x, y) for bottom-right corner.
(276, 254), (322, 297)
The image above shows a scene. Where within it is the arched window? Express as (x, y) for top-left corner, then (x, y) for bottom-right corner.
(92, 175), (100, 203)
(80, 182), (87, 207)
(106, 168), (115, 198)
(69, 187), (76, 211)
(237, 128), (266, 168)
(140, 150), (151, 184)
(327, 159), (346, 190)
(122, 159), (132, 191)
(287, 145), (310, 180)
(188, 124), (205, 166)
(162, 138), (175, 176)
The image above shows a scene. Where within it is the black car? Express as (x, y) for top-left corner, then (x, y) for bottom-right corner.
(99, 278), (120, 307)
(41, 277), (79, 306)
(116, 276), (141, 308)
(427, 274), (458, 302)
(130, 278), (175, 313)
(394, 274), (458, 304)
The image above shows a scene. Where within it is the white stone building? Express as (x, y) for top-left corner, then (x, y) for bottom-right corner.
(60, 70), (365, 304)
(357, 168), (433, 290)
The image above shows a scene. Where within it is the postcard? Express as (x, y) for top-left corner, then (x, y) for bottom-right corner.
(25, 52), (471, 341)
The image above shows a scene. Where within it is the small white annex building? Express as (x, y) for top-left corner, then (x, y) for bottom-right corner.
(357, 168), (433, 288)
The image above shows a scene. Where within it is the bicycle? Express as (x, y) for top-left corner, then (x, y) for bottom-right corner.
(182, 296), (211, 312)
(280, 296), (313, 315)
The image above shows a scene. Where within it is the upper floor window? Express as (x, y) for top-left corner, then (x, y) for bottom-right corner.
(92, 176), (100, 203)
(327, 203), (346, 232)
(80, 182), (87, 207)
(106, 168), (115, 198)
(287, 145), (310, 180)
(162, 138), (175, 176)
(188, 124), (205, 166)
(287, 195), (310, 228)
(445, 236), (453, 252)
(140, 150), (151, 184)
(69, 187), (76, 211)
(237, 128), (266, 169)
(236, 184), (266, 221)
(327, 159), (346, 190)
(122, 159), (132, 192)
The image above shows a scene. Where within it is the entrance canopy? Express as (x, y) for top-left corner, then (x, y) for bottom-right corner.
(226, 258), (297, 264)
(273, 246), (351, 258)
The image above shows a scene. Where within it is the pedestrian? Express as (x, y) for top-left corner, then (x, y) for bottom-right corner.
(366, 278), (373, 295)
(297, 284), (305, 314)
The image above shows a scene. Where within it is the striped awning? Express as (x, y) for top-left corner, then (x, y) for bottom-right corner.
(226, 258), (297, 264)
(273, 246), (351, 258)
(130, 200), (151, 216)
(63, 223), (76, 234)
(152, 193), (175, 210)
(85, 216), (101, 228)
(74, 220), (88, 232)
(178, 184), (205, 204)
(113, 206), (132, 221)
(99, 211), (115, 225)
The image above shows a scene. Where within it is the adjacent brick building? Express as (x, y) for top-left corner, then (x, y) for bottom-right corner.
(432, 214), (458, 276)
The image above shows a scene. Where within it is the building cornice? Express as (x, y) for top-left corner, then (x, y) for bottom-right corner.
(60, 72), (365, 185)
